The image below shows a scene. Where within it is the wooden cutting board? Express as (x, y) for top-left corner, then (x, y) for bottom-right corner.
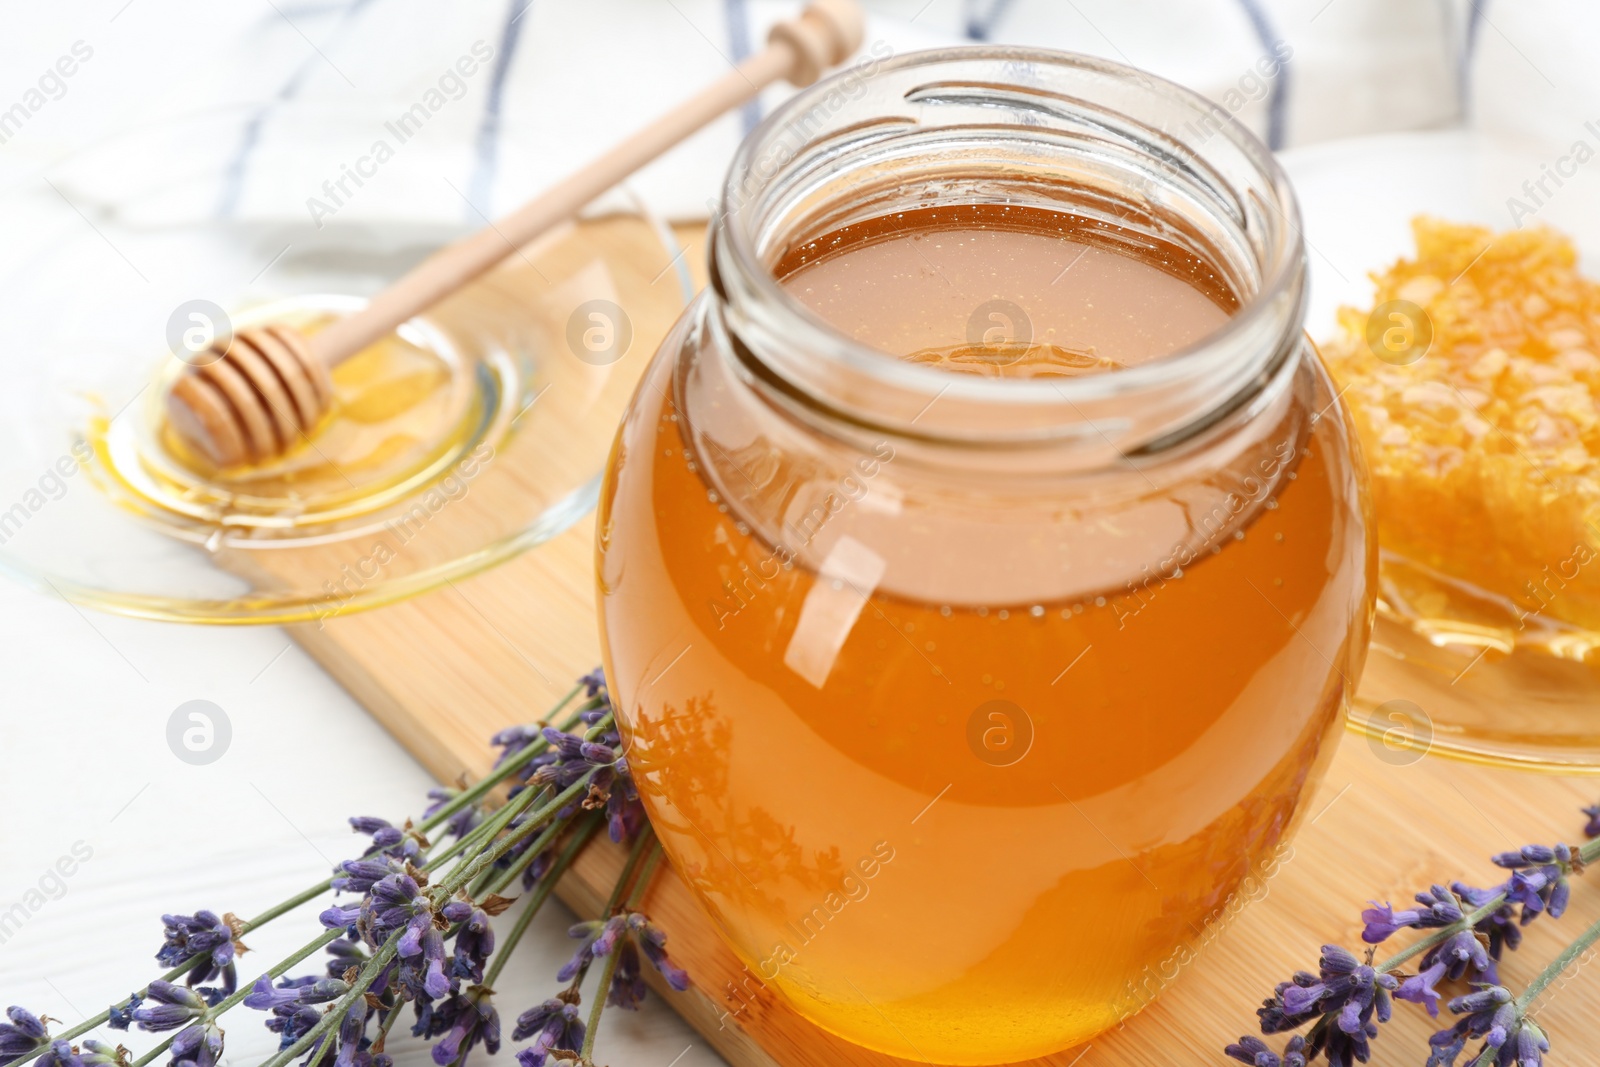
(279, 223), (1600, 1067)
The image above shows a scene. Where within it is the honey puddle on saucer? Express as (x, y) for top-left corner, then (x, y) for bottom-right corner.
(599, 205), (1371, 1060)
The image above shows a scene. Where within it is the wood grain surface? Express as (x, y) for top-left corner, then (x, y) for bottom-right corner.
(276, 222), (1600, 1067)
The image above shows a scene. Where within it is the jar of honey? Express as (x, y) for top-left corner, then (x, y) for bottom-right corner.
(597, 48), (1374, 1063)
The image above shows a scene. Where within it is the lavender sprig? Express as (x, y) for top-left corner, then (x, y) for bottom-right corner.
(1229, 806), (1600, 1067)
(5, 685), (596, 1067)
(0, 1010), (50, 1067)
(155, 914), (241, 1004)
(573, 832), (684, 1066)
(6, 671), (689, 1067)
(256, 775), (600, 1067)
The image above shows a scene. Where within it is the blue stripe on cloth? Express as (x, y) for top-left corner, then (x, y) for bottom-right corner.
(1233, 0), (1290, 150)
(1462, 0), (1488, 115)
(467, 0), (534, 215)
(725, 0), (762, 137)
(216, 0), (377, 218)
(963, 0), (1017, 41)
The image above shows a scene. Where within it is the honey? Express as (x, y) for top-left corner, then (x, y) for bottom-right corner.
(155, 320), (478, 516)
(778, 203), (1237, 375)
(86, 309), (484, 550)
(598, 205), (1371, 1060)
(1321, 218), (1600, 651)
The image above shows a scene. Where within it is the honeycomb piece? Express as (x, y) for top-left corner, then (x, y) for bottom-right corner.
(1320, 217), (1600, 636)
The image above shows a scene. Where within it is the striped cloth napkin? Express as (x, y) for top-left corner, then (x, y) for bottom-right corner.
(14, 0), (1581, 228)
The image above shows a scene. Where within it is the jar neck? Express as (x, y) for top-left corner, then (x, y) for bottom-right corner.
(708, 46), (1306, 469)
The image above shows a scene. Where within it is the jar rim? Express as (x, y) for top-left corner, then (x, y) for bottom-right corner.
(712, 44), (1307, 453)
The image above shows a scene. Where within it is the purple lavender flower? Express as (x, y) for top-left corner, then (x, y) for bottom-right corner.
(557, 917), (623, 983)
(605, 771), (644, 844)
(34, 1042), (126, 1067)
(106, 996), (141, 1033)
(1491, 845), (1557, 867)
(391, 925), (451, 1004)
(350, 818), (421, 865)
(530, 728), (642, 843)
(534, 729), (603, 792)
(1514, 1023), (1552, 1067)
(1426, 985), (1546, 1067)
(1425, 927), (1493, 984)
(243, 976), (302, 1012)
(606, 943), (647, 1011)
(1395, 961), (1448, 1017)
(155, 913), (238, 1000)
(41, 1043), (132, 1067)
(411, 986), (458, 1043)
(490, 727), (546, 771)
(428, 988), (499, 1067)
(578, 673), (614, 730)
(0, 1008), (49, 1067)
(264, 1005), (321, 1051)
(1492, 844), (1572, 922)
(360, 874), (434, 960)
(1257, 946), (1394, 1066)
(331, 1001), (372, 1067)
(1361, 884), (1463, 944)
(301, 979), (350, 1005)
(557, 910), (688, 996)
(332, 859), (402, 896)
(39, 1042), (124, 1067)
(350, 817), (399, 840)
(131, 983), (207, 1033)
(32, 1043), (79, 1067)
(1504, 869), (1553, 916)
(326, 935), (368, 979)
(1225, 1035), (1306, 1067)
(440, 903), (494, 984)
(168, 1022), (222, 1067)
(626, 913), (689, 992)
(1583, 803), (1600, 839)
(1452, 882), (1522, 966)
(1394, 922), (1497, 1019)
(36, 1042), (128, 1067)
(511, 999), (584, 1066)
(243, 975), (349, 1014)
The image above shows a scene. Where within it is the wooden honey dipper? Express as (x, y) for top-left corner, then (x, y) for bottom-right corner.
(168, 0), (864, 468)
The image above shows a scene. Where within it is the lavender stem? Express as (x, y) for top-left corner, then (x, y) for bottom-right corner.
(481, 817), (603, 988)
(576, 828), (659, 1062)
(438, 776), (597, 897)
(1516, 910), (1600, 1011)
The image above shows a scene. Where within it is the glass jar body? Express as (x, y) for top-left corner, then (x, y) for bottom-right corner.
(596, 292), (1374, 1060)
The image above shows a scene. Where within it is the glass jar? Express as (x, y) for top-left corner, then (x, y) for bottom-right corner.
(597, 47), (1373, 1063)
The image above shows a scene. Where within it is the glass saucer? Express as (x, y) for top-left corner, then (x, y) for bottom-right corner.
(0, 109), (691, 623)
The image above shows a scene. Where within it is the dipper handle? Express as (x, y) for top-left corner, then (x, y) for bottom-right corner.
(307, 0), (866, 366)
